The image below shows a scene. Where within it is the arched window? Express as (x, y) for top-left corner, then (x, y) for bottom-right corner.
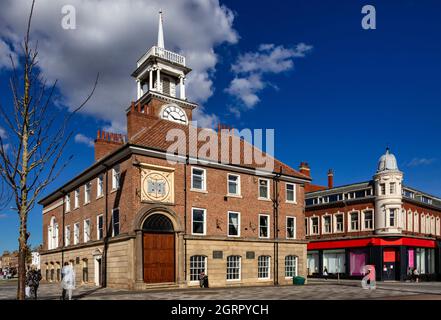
(407, 210), (413, 232)
(285, 255), (298, 278)
(426, 215), (431, 234)
(142, 214), (174, 232)
(226, 256), (241, 281)
(189, 255), (207, 282)
(50, 265), (54, 282)
(45, 264), (49, 281)
(421, 214), (426, 234)
(430, 216), (435, 235)
(258, 256), (271, 279)
(414, 212), (419, 233)
(436, 218), (441, 236)
(56, 263), (61, 282)
(82, 259), (88, 283)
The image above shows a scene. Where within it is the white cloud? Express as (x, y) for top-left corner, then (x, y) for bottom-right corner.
(0, 127), (7, 139)
(407, 158), (437, 167)
(0, 39), (18, 70)
(74, 133), (94, 148)
(226, 43), (312, 113)
(0, 0), (238, 132)
(225, 74), (264, 108)
(192, 107), (219, 129)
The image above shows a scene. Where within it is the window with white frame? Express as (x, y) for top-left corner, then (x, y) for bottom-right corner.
(323, 216), (331, 233)
(407, 211), (413, 231)
(426, 215), (431, 234)
(84, 182), (91, 204)
(112, 165), (120, 190)
(112, 208), (120, 236)
(228, 211), (240, 237)
(65, 194), (71, 212)
(74, 223), (80, 245)
(192, 208), (206, 235)
(258, 256), (270, 279)
(258, 179), (269, 199)
(335, 214), (344, 232)
(364, 210), (373, 230)
(97, 175), (104, 198)
(350, 212), (359, 231)
(436, 218), (441, 236)
(311, 217), (319, 235)
(389, 209), (396, 227)
(84, 219), (91, 242)
(285, 255), (298, 278)
(286, 216), (296, 239)
(97, 215), (103, 240)
(431, 216), (435, 235)
(380, 183), (386, 195)
(390, 183), (396, 195)
(414, 213), (419, 233)
(74, 188), (80, 208)
(65, 225), (70, 246)
(286, 183), (296, 203)
(227, 174), (240, 196)
(259, 214), (270, 238)
(191, 167), (206, 191)
(190, 255), (207, 281)
(421, 214), (426, 233)
(226, 256), (241, 280)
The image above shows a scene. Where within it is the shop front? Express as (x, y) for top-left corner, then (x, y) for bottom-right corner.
(307, 237), (440, 281)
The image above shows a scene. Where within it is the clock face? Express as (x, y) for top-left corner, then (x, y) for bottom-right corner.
(161, 105), (187, 124)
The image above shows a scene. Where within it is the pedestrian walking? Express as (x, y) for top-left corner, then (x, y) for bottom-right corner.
(323, 267), (328, 280)
(413, 267), (419, 283)
(25, 265), (42, 300)
(61, 262), (76, 300)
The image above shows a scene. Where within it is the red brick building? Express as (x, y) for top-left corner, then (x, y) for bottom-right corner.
(304, 149), (441, 281)
(39, 13), (311, 289)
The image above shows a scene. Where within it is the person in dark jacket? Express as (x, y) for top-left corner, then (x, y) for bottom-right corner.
(26, 266), (42, 300)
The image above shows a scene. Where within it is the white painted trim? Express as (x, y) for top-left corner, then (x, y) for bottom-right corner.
(361, 208), (374, 231)
(97, 214), (104, 240)
(227, 173), (241, 196)
(42, 200), (63, 214)
(348, 210), (360, 232)
(258, 214), (270, 239)
(257, 255), (271, 280)
(191, 207), (207, 236)
(286, 216), (296, 239)
(258, 178), (270, 200)
(191, 166), (207, 191)
(333, 212), (344, 233)
(321, 214), (332, 234)
(227, 211), (241, 237)
(285, 182), (297, 204)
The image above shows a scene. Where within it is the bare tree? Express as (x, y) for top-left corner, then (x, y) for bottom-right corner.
(0, 0), (98, 300)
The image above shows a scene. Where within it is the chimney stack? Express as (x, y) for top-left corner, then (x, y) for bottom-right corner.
(328, 169), (334, 189)
(299, 162), (311, 178)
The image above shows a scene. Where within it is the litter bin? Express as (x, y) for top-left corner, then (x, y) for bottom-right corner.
(293, 276), (305, 285)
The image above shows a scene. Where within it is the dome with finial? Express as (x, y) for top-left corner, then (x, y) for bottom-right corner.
(377, 147), (399, 172)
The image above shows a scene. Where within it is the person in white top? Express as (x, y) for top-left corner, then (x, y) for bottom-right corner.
(61, 262), (76, 300)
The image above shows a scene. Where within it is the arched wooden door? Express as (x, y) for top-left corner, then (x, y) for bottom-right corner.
(142, 214), (175, 283)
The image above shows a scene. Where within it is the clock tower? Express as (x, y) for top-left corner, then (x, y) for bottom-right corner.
(128, 10), (197, 137)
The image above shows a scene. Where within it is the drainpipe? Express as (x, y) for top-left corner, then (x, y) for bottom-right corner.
(273, 169), (282, 285)
(102, 165), (109, 287)
(184, 155), (189, 282)
(61, 191), (66, 269)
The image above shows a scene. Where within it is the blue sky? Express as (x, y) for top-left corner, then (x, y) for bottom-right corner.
(1, 0), (440, 252)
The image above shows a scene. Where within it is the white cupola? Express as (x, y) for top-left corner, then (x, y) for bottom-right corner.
(373, 148), (404, 235)
(132, 10), (192, 101)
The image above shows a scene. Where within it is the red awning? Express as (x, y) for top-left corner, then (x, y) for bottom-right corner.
(308, 237), (436, 250)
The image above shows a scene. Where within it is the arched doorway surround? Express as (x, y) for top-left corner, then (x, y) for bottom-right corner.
(133, 206), (183, 285)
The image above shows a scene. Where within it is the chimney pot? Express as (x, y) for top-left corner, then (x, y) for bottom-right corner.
(328, 169), (334, 188)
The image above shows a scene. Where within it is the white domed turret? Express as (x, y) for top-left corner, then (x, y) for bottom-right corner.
(377, 148), (399, 172)
(374, 148), (403, 235)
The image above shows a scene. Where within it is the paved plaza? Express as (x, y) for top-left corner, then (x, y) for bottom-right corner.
(1, 279), (441, 300)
